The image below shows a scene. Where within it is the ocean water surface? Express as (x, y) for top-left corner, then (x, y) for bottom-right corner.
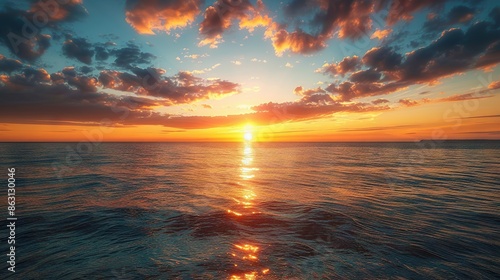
(1, 142), (499, 279)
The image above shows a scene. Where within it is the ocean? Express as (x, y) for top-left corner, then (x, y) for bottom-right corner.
(1, 141), (499, 279)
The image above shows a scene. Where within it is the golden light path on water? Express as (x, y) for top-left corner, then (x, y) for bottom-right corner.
(228, 135), (270, 279)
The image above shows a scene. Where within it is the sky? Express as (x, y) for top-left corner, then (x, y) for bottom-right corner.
(0, 0), (499, 142)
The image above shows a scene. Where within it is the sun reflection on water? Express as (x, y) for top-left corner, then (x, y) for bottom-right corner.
(228, 141), (269, 279)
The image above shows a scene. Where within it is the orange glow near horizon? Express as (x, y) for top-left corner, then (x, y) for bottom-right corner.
(1, 96), (500, 143)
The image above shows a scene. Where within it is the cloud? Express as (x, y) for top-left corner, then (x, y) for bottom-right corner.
(99, 68), (240, 104)
(199, 0), (272, 48)
(0, 8), (51, 61)
(490, 6), (500, 27)
(62, 37), (95, 64)
(436, 93), (493, 102)
(2, 56), (240, 118)
(0, 1), (88, 61)
(125, 0), (202, 34)
(29, 0), (88, 23)
(349, 69), (381, 83)
(79, 66), (94, 74)
(250, 58), (267, 63)
(0, 65), (165, 125)
(238, 6), (273, 32)
(265, 0), (443, 55)
(0, 55), (23, 73)
(231, 60), (242, 65)
(324, 18), (500, 101)
(111, 43), (156, 69)
(386, 0), (446, 25)
(184, 53), (208, 60)
(398, 98), (419, 107)
(0, 61), (388, 129)
(362, 46), (402, 72)
(285, 62), (293, 68)
(448, 5), (475, 24)
(249, 97), (389, 125)
(268, 27), (328, 55)
(371, 29), (392, 40)
(319, 56), (361, 76)
(424, 5), (475, 33)
(94, 45), (110, 61)
(338, 124), (417, 133)
(488, 80), (500, 89)
(464, 114), (500, 119)
(372, 98), (389, 105)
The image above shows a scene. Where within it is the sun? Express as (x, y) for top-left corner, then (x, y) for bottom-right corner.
(243, 124), (253, 141)
(244, 131), (253, 141)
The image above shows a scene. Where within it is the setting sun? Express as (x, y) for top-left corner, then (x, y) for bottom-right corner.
(243, 125), (253, 141)
(244, 132), (253, 141)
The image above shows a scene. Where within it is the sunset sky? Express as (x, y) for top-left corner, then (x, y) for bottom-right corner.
(1, 0), (499, 141)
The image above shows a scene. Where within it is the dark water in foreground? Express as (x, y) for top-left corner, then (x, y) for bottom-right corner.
(1, 142), (499, 279)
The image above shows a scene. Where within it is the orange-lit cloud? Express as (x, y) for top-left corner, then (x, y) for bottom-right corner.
(371, 29), (392, 40)
(488, 81), (500, 89)
(125, 0), (202, 34)
(29, 0), (88, 22)
(199, 0), (270, 48)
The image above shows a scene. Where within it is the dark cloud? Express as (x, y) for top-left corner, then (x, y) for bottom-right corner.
(448, 5), (475, 24)
(0, 54), (23, 73)
(386, 0), (446, 25)
(324, 19), (500, 101)
(398, 98), (418, 107)
(0, 60), (388, 129)
(0, 81), (169, 126)
(362, 46), (402, 72)
(125, 0), (202, 34)
(112, 43), (156, 69)
(326, 80), (405, 101)
(490, 6), (500, 27)
(424, 5), (475, 33)
(79, 65), (93, 74)
(349, 68), (382, 83)
(0, 8), (51, 61)
(372, 98), (389, 105)
(293, 86), (333, 104)
(0, 1), (88, 61)
(99, 67), (240, 105)
(94, 45), (110, 61)
(320, 56), (360, 76)
(62, 37), (94, 64)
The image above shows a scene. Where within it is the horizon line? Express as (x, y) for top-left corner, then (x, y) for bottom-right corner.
(1, 139), (499, 144)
